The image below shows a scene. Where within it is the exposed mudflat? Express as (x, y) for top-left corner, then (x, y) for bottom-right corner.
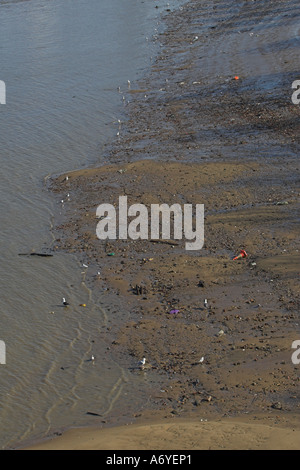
(46, 0), (299, 447)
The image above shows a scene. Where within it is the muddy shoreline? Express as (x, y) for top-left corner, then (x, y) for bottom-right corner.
(37, 0), (300, 448)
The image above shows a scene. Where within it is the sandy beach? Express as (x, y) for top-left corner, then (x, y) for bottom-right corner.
(26, 415), (300, 450)
(24, 0), (299, 450)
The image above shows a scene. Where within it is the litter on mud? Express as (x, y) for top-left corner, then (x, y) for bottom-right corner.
(233, 249), (248, 260)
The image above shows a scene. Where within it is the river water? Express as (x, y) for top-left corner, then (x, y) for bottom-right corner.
(0, 0), (183, 449)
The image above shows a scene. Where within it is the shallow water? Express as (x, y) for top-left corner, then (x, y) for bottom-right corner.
(0, 0), (184, 448)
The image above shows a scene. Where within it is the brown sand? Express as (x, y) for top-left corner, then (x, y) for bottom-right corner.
(26, 415), (300, 450)
(29, 0), (300, 450)
(40, 156), (299, 451)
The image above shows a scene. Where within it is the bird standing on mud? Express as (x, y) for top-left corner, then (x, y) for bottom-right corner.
(138, 358), (146, 370)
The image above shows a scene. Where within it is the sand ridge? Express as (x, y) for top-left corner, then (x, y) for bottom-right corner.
(26, 415), (300, 450)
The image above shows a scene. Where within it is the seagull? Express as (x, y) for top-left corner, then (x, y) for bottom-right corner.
(91, 355), (95, 362)
(138, 358), (146, 370)
(204, 299), (209, 309)
(62, 297), (69, 307)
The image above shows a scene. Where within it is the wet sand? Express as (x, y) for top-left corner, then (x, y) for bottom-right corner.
(27, 0), (299, 449)
(26, 415), (300, 450)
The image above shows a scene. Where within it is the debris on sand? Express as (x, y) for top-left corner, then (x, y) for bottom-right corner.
(233, 249), (248, 260)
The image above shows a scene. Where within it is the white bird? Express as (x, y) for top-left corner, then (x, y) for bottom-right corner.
(204, 299), (209, 308)
(62, 297), (69, 307)
(138, 358), (146, 370)
(91, 355), (95, 362)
